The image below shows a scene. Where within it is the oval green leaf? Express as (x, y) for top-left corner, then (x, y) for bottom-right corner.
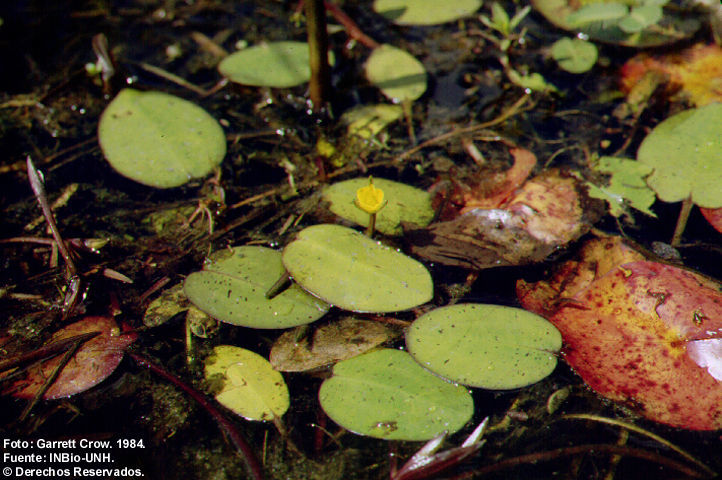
(319, 348), (473, 440)
(373, 0), (482, 25)
(551, 37), (598, 74)
(282, 224), (433, 312)
(365, 44), (427, 103)
(323, 177), (433, 235)
(218, 41), (334, 88)
(98, 89), (226, 188)
(532, 0), (700, 47)
(341, 104), (403, 140)
(205, 345), (289, 421)
(637, 103), (722, 208)
(406, 304), (562, 389)
(184, 246), (329, 328)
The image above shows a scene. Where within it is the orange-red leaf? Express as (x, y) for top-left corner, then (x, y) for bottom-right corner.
(518, 237), (722, 430)
(700, 206), (722, 234)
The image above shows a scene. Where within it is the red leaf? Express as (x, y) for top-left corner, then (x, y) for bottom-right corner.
(518, 237), (722, 430)
(6, 316), (137, 400)
(700, 207), (722, 234)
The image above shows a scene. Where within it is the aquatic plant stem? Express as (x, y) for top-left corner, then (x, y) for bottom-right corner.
(365, 212), (377, 237)
(265, 273), (291, 299)
(26, 157), (77, 279)
(305, 0), (331, 110)
(129, 353), (265, 480)
(670, 195), (693, 247)
(562, 413), (715, 477)
(323, 1), (380, 49)
(447, 443), (710, 479)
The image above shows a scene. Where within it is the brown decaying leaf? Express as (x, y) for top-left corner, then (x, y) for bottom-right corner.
(517, 236), (722, 430)
(5, 316), (137, 400)
(619, 43), (722, 107)
(408, 167), (598, 270)
(270, 317), (399, 372)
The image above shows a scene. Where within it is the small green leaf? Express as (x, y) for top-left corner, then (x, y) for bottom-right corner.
(490, 2), (511, 34)
(508, 70), (558, 93)
(282, 224), (433, 312)
(618, 5), (663, 33)
(323, 177), (433, 235)
(341, 104), (403, 140)
(365, 44), (427, 103)
(184, 246), (329, 328)
(205, 345), (289, 421)
(98, 89), (226, 188)
(587, 156), (656, 217)
(637, 103), (722, 208)
(319, 349), (473, 440)
(406, 304), (561, 389)
(373, 0), (482, 25)
(565, 3), (628, 27)
(218, 41), (334, 88)
(551, 37), (598, 74)
(532, 0), (701, 47)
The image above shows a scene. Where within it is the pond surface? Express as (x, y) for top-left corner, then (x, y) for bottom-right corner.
(1, 1), (721, 479)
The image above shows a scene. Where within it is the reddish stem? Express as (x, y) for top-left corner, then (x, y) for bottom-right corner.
(448, 443), (709, 479)
(129, 353), (264, 480)
(324, 1), (380, 49)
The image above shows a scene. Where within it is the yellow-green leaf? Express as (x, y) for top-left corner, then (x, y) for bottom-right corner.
(204, 345), (289, 421)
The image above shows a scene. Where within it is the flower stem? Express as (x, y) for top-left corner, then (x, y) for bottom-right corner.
(366, 212), (377, 237)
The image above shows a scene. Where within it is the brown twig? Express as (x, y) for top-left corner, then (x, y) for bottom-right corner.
(394, 94), (532, 163)
(129, 352), (265, 480)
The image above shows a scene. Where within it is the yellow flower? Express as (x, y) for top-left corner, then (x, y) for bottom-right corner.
(355, 177), (385, 214)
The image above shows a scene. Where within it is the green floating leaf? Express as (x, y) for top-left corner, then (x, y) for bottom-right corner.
(532, 0), (701, 47)
(637, 103), (722, 208)
(184, 246), (329, 328)
(565, 2), (628, 27)
(323, 177), (433, 235)
(365, 44), (427, 103)
(218, 41), (334, 88)
(98, 89), (226, 188)
(373, 0), (482, 25)
(341, 104), (403, 140)
(319, 349), (473, 440)
(507, 70), (558, 93)
(587, 156), (656, 217)
(618, 5), (663, 33)
(282, 224), (433, 313)
(551, 37), (598, 74)
(205, 345), (289, 421)
(406, 304), (561, 389)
